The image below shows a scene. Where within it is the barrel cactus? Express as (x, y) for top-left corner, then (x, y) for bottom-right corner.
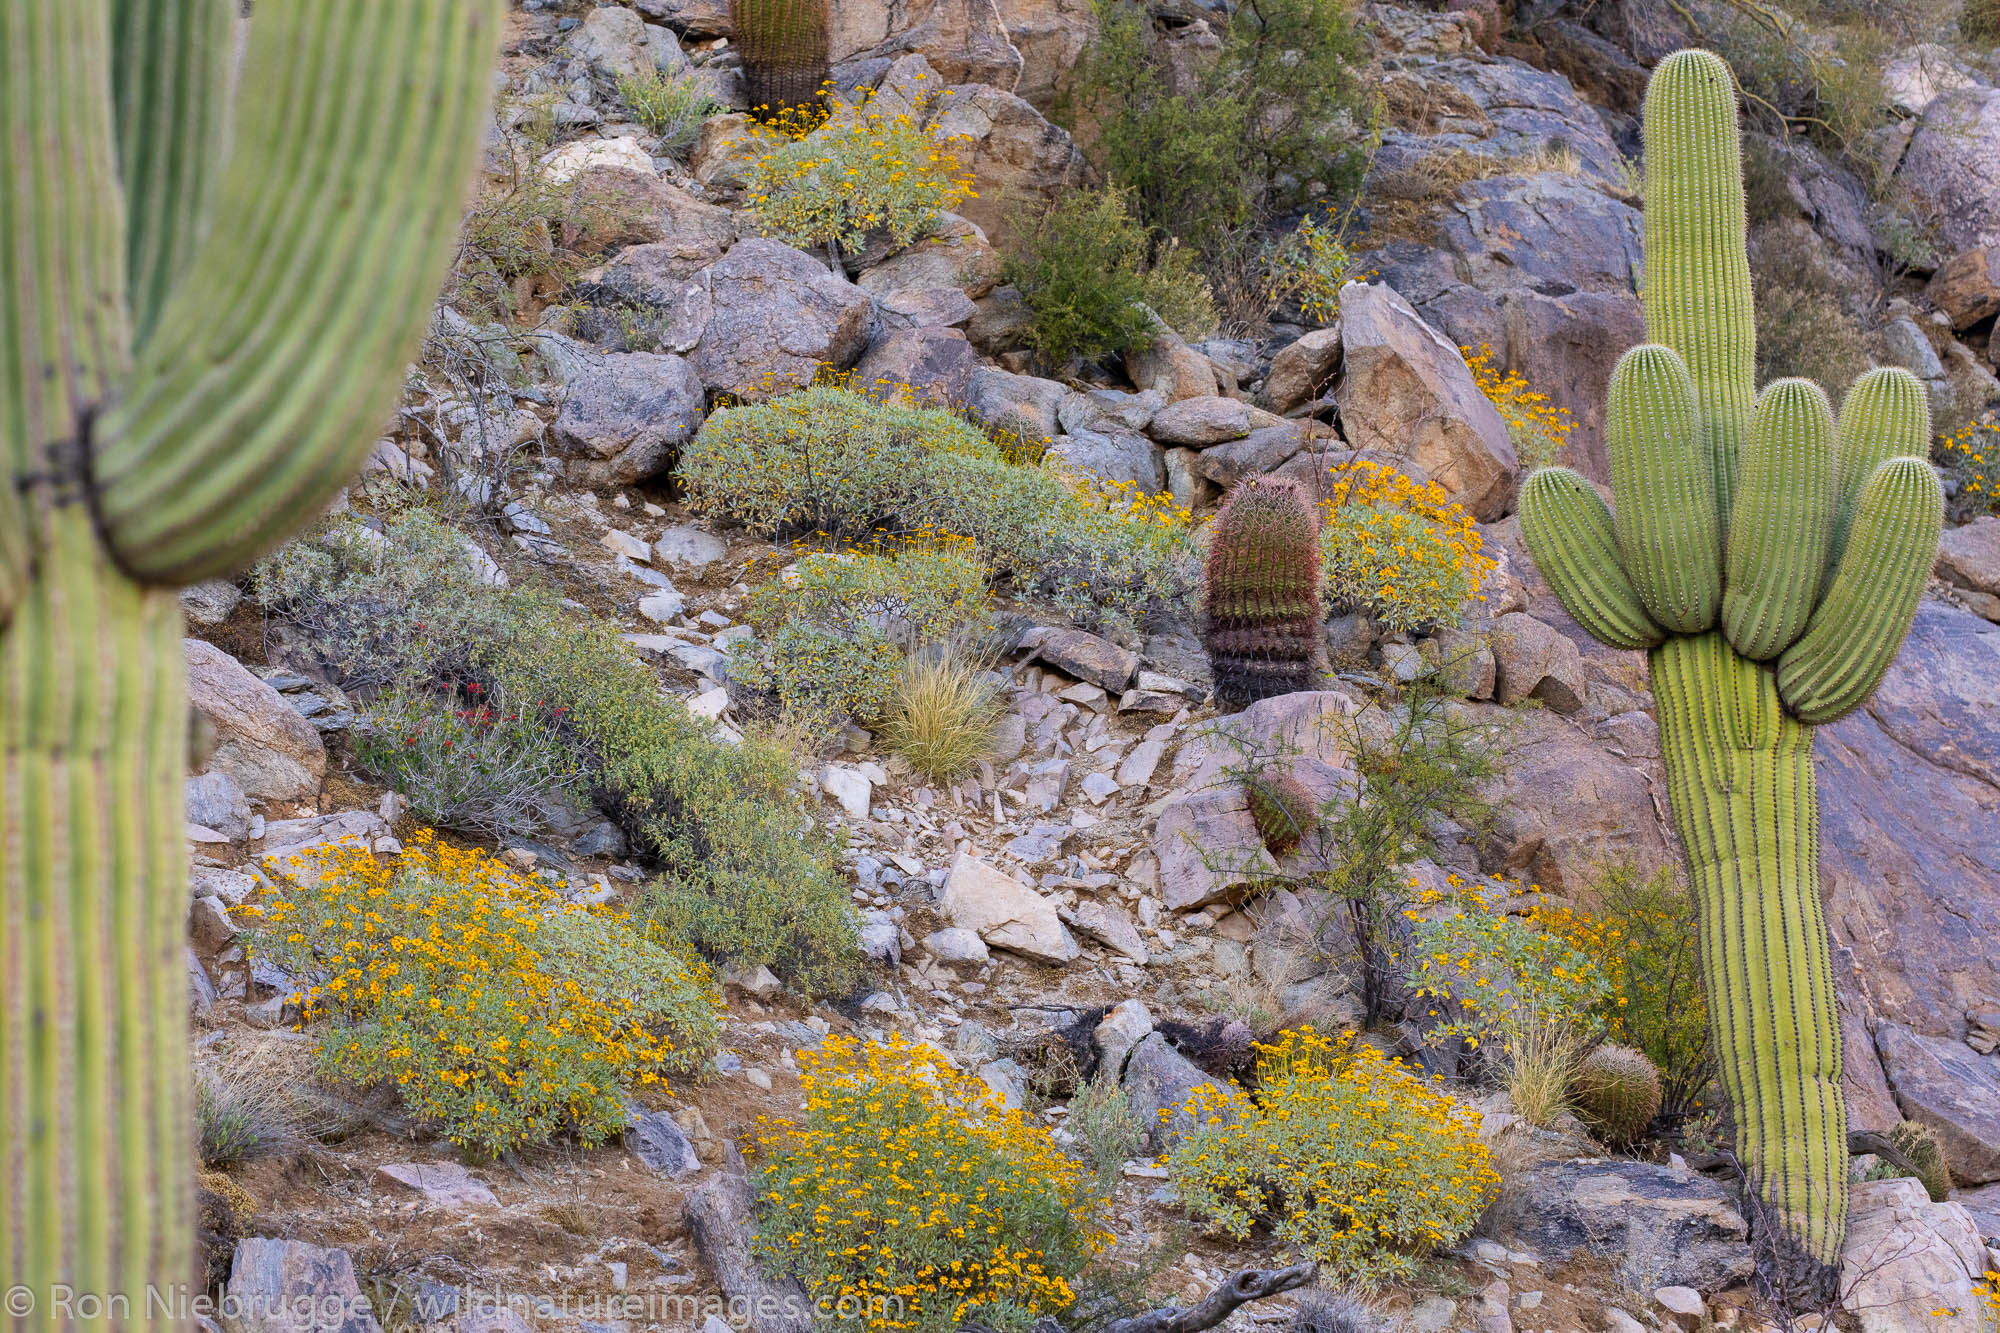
(1519, 50), (1942, 1301)
(731, 0), (831, 120)
(1571, 1044), (1663, 1148)
(1202, 477), (1327, 705)
(1246, 771), (1319, 855)
(1, 0), (497, 1314)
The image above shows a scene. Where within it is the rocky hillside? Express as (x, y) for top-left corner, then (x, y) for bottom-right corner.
(172, 2), (2000, 1332)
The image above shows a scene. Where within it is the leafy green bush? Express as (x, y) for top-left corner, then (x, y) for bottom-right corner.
(680, 383), (1199, 630)
(479, 595), (863, 992)
(247, 835), (723, 1153)
(1004, 187), (1215, 365)
(753, 1035), (1111, 1332)
(615, 68), (719, 156)
(733, 542), (992, 732)
(1066, 0), (1370, 266)
(1265, 214), (1361, 327)
(1164, 1028), (1497, 1287)
(353, 684), (586, 839)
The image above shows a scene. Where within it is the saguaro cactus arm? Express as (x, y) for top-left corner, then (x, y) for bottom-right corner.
(1722, 378), (1837, 661)
(1517, 467), (1665, 650)
(1606, 343), (1719, 633)
(1777, 456), (1943, 724)
(93, 0), (498, 584)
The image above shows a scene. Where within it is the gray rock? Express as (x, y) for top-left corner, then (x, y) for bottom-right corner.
(189, 896), (238, 954)
(922, 927), (991, 964)
(1047, 427), (1165, 491)
(1937, 516), (2000, 598)
(187, 770), (252, 842)
(1875, 1021), (2000, 1184)
(564, 4), (657, 80)
(858, 909), (902, 966)
(1927, 246), (2000, 330)
(851, 325), (977, 406)
(180, 579), (243, 627)
(966, 367), (1065, 442)
(829, 3), (1023, 90)
(1489, 612), (1587, 713)
(223, 1238), (380, 1333)
(188, 947), (218, 1016)
(854, 212), (1002, 305)
(1506, 1158), (1753, 1293)
(1094, 998), (1154, 1074)
(550, 352), (706, 486)
(1337, 282), (1518, 520)
(1191, 425), (1309, 488)
(937, 850), (1078, 964)
(1372, 56), (1628, 188)
(1065, 899), (1147, 962)
(1124, 319), (1220, 402)
(627, 1110), (703, 1178)
(185, 640), (326, 804)
(653, 524), (728, 574)
(1147, 396), (1252, 446)
(1898, 85), (2000, 256)
(373, 1161), (499, 1208)
(1122, 1032), (1229, 1152)
(1030, 626), (1140, 691)
(572, 821), (628, 858)
(1262, 327), (1344, 415)
(1840, 1177), (1992, 1333)
(669, 238), (876, 399)
(1061, 387), (1164, 435)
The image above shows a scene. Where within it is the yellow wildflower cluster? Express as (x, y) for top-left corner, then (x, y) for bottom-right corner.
(243, 832), (721, 1153)
(1937, 419), (2000, 511)
(1399, 873), (1611, 1050)
(746, 84), (977, 256)
(1529, 863), (1713, 1113)
(1462, 345), (1574, 471)
(751, 1035), (1111, 1333)
(1318, 459), (1496, 632)
(1164, 1027), (1498, 1287)
(1972, 1270), (2000, 1324)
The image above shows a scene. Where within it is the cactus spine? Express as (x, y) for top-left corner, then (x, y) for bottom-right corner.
(731, 0), (832, 120)
(1519, 49), (1941, 1303)
(1202, 477), (1327, 705)
(1, 0), (497, 1318)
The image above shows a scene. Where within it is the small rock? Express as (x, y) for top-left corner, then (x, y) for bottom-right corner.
(638, 590), (687, 623)
(1093, 998), (1155, 1073)
(922, 927), (991, 964)
(819, 765), (872, 819)
(1067, 899), (1148, 962)
(186, 770), (252, 843)
(654, 525), (728, 574)
(374, 1162), (499, 1209)
(189, 896), (238, 953)
(1476, 1279), (1512, 1333)
(1079, 772), (1120, 804)
(601, 529), (651, 562)
(1655, 1287), (1704, 1331)
(1030, 627), (1140, 692)
(1117, 738), (1169, 789)
(1147, 396), (1252, 446)
(938, 850), (1078, 964)
(180, 579), (243, 627)
(627, 1110), (703, 1177)
(729, 965), (782, 999)
(689, 687), (731, 721)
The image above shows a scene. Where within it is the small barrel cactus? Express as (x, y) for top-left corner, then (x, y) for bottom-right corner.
(1247, 771), (1319, 855)
(1887, 1119), (1954, 1202)
(1572, 1044), (1663, 1147)
(1202, 477), (1327, 705)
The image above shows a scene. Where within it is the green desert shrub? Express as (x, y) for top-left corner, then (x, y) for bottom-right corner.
(1751, 274), (1871, 396)
(732, 541), (992, 733)
(1570, 1044), (1664, 1147)
(615, 68), (718, 156)
(352, 683), (586, 839)
(1004, 186), (1216, 366)
(1067, 0), (1371, 267)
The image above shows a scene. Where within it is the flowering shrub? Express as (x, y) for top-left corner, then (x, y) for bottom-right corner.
(733, 539), (992, 733)
(1937, 419), (2000, 514)
(1463, 345), (1575, 472)
(354, 684), (584, 838)
(1318, 460), (1495, 632)
(1265, 215), (1363, 326)
(1164, 1027), (1497, 1287)
(745, 90), (976, 257)
(1399, 874), (1612, 1052)
(244, 834), (722, 1153)
(752, 1035), (1111, 1333)
(682, 381), (1198, 630)
(1531, 863), (1714, 1114)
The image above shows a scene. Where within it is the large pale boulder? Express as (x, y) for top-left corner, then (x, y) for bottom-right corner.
(549, 351), (706, 485)
(1840, 1178), (1991, 1333)
(184, 640), (325, 804)
(938, 851), (1078, 963)
(1898, 85), (2000, 256)
(650, 238), (876, 399)
(1336, 282), (1518, 520)
(830, 0), (1023, 88)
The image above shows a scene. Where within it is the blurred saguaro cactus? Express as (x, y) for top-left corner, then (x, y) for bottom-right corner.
(731, 0), (832, 120)
(1, 0), (498, 1317)
(1519, 49), (1940, 1305)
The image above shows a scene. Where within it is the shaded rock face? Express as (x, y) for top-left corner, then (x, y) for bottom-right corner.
(184, 640), (325, 805)
(1507, 1158), (1753, 1294)
(1873, 1022), (2000, 1185)
(224, 1238), (380, 1333)
(549, 352), (707, 486)
(1374, 57), (1630, 189)
(1818, 605), (2000, 1049)
(1336, 281), (1518, 520)
(1370, 174), (1645, 482)
(829, 0), (1024, 89)
(1898, 85), (2000, 256)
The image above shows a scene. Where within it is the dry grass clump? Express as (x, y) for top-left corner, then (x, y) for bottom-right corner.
(878, 643), (1005, 780)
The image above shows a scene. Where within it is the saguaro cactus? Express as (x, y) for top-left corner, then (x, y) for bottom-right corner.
(1520, 50), (1941, 1303)
(2, 0), (496, 1318)
(1202, 477), (1328, 705)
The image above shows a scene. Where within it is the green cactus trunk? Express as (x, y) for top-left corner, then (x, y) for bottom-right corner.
(1519, 48), (1944, 1305)
(2, 0), (497, 1318)
(731, 0), (831, 121)
(1652, 633), (1847, 1284)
